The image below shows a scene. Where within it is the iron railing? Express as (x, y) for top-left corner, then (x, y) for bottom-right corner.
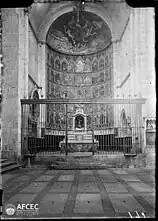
(21, 98), (146, 156)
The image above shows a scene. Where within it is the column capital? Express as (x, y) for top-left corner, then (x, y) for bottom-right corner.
(24, 6), (32, 16)
(38, 41), (46, 46)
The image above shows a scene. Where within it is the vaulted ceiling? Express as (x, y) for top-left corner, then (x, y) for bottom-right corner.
(28, 0), (130, 44)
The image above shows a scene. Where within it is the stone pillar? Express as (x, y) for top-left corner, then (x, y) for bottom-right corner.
(38, 42), (46, 135)
(24, 10), (29, 99)
(38, 42), (46, 98)
(112, 41), (119, 98)
(1, 8), (26, 158)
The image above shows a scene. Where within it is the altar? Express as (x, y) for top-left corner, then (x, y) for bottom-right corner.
(59, 105), (99, 153)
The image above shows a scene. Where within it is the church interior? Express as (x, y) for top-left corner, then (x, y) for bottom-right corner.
(0, 0), (156, 164)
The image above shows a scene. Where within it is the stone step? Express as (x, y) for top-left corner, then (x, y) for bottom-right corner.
(1, 164), (22, 174)
(49, 164), (107, 170)
(68, 152), (93, 157)
(0, 159), (7, 163)
(1, 161), (18, 169)
(0, 159), (22, 174)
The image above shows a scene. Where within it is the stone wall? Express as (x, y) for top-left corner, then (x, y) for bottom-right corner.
(2, 9), (19, 158)
(113, 7), (155, 118)
(1, 8), (26, 158)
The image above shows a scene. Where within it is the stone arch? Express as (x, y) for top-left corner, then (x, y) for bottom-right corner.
(31, 88), (40, 99)
(36, 2), (114, 43)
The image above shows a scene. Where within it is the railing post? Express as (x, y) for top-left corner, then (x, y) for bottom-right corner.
(136, 103), (144, 153)
(65, 103), (68, 155)
(92, 102), (94, 155)
(21, 103), (24, 155)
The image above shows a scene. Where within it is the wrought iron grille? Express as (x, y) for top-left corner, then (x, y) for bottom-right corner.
(21, 98), (146, 156)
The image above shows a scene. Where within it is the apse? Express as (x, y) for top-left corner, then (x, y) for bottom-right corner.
(46, 11), (111, 55)
(46, 11), (113, 101)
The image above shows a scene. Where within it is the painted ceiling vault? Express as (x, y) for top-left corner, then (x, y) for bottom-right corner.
(46, 11), (111, 55)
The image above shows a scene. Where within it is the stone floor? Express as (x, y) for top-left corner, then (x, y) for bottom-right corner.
(1, 168), (155, 218)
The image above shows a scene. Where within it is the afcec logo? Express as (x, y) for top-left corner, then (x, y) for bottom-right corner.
(5, 204), (39, 216)
(5, 204), (16, 216)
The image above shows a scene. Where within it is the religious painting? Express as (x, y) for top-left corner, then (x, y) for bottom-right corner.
(47, 69), (51, 81)
(49, 70), (53, 82)
(58, 73), (63, 85)
(50, 56), (54, 69)
(55, 104), (61, 112)
(99, 59), (104, 71)
(84, 60), (91, 72)
(61, 60), (68, 72)
(104, 83), (110, 97)
(85, 88), (92, 99)
(69, 88), (75, 99)
(47, 11), (111, 55)
(105, 69), (109, 81)
(75, 75), (82, 86)
(100, 85), (105, 96)
(67, 60), (76, 72)
(92, 75), (98, 85)
(77, 89), (82, 97)
(92, 60), (98, 72)
(100, 72), (104, 83)
(55, 59), (61, 70)
(60, 89), (66, 98)
(55, 86), (60, 97)
(105, 55), (108, 66)
(84, 76), (92, 85)
(55, 72), (60, 83)
(48, 82), (51, 94)
(63, 75), (71, 85)
(75, 115), (84, 129)
(75, 59), (85, 72)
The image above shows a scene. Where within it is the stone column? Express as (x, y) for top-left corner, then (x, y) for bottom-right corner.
(24, 10), (29, 99)
(38, 42), (47, 136)
(38, 42), (46, 98)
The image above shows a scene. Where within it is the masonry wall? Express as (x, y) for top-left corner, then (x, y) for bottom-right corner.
(113, 7), (155, 119)
(136, 8), (155, 118)
(1, 8), (26, 158)
(2, 9), (20, 158)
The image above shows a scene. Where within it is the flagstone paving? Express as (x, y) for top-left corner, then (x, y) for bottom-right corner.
(2, 167), (155, 218)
